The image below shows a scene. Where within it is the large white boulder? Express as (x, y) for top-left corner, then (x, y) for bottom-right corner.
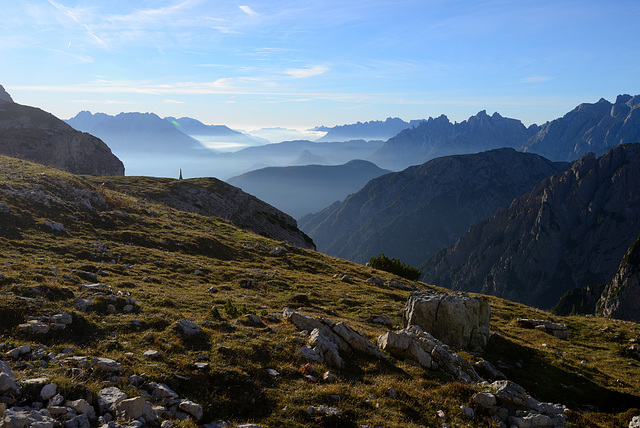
(403, 290), (490, 350)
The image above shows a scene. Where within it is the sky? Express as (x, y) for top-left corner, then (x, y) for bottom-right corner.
(2, 0), (639, 132)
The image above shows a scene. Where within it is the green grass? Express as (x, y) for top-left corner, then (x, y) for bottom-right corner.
(1, 155), (639, 427)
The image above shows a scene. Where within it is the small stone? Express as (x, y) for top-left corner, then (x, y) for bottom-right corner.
(460, 405), (474, 418)
(67, 399), (96, 418)
(322, 371), (337, 383)
(143, 350), (162, 359)
(123, 304), (134, 313)
(386, 387), (398, 399)
(40, 382), (57, 400)
(107, 304), (117, 314)
(179, 399), (203, 420)
(97, 386), (127, 413)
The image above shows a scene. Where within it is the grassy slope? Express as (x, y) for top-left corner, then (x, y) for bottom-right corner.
(0, 155), (639, 427)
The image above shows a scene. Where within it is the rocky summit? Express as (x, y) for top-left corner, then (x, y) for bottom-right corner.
(422, 143), (640, 310)
(0, 88), (124, 176)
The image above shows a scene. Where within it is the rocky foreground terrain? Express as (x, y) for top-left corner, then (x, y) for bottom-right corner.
(0, 155), (639, 427)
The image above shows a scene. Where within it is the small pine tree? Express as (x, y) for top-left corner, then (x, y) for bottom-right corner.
(368, 253), (421, 281)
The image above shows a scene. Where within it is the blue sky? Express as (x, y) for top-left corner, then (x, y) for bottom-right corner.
(2, 0), (639, 131)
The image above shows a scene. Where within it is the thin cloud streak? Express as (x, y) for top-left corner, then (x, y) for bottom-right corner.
(285, 65), (329, 79)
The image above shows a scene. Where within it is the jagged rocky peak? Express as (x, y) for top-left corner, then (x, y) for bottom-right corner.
(0, 85), (14, 103)
(596, 233), (640, 322)
(422, 143), (640, 310)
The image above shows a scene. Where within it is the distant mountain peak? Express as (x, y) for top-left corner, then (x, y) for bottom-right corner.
(0, 85), (14, 103)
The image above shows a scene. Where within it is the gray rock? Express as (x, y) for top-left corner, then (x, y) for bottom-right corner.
(178, 399), (203, 420)
(516, 318), (569, 339)
(116, 396), (157, 422)
(460, 405), (474, 418)
(143, 350), (162, 359)
(473, 391), (497, 408)
(630, 415), (640, 428)
(97, 386), (127, 413)
(93, 358), (121, 372)
(0, 361), (19, 394)
(203, 421), (228, 428)
(66, 413), (90, 428)
(40, 383), (57, 400)
(173, 320), (203, 336)
(67, 399), (95, 418)
(74, 297), (95, 311)
(403, 290), (490, 351)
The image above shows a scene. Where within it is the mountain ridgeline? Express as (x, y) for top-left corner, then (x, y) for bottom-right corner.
(422, 143), (640, 309)
(522, 94), (640, 161)
(227, 160), (391, 218)
(314, 117), (424, 142)
(299, 149), (569, 266)
(0, 87), (124, 176)
(368, 111), (540, 170)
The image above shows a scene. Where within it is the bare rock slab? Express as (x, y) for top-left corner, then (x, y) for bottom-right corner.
(403, 290), (490, 351)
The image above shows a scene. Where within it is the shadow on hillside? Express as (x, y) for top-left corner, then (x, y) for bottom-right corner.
(483, 334), (640, 412)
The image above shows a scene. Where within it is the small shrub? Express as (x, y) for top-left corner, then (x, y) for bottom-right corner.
(224, 299), (247, 318)
(368, 253), (421, 281)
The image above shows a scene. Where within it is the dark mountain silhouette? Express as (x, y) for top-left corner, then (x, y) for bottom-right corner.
(227, 160), (390, 218)
(422, 143), (640, 309)
(314, 117), (424, 142)
(0, 88), (124, 176)
(369, 111), (540, 170)
(299, 149), (568, 266)
(522, 94), (640, 161)
(596, 232), (640, 323)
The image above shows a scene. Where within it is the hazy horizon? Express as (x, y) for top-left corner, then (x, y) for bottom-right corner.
(2, 1), (639, 131)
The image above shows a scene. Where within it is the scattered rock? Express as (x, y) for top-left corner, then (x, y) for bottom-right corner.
(516, 318), (569, 339)
(173, 320), (204, 337)
(143, 350), (162, 359)
(179, 399), (203, 420)
(40, 383), (57, 400)
(97, 386), (127, 413)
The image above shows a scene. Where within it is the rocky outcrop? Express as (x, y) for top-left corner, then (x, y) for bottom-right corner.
(522, 94), (640, 162)
(300, 148), (568, 266)
(283, 308), (385, 367)
(369, 111), (539, 170)
(0, 91), (124, 176)
(423, 143), (640, 309)
(516, 318), (569, 339)
(378, 325), (482, 383)
(91, 176), (315, 249)
(403, 290), (490, 351)
(0, 85), (13, 103)
(596, 233), (640, 322)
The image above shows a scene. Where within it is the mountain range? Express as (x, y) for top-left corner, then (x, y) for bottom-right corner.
(313, 117), (424, 142)
(368, 111), (540, 170)
(522, 94), (640, 161)
(0, 87), (124, 176)
(165, 116), (268, 149)
(422, 143), (640, 309)
(299, 149), (569, 266)
(227, 160), (391, 218)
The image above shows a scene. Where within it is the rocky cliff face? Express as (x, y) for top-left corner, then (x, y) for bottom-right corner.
(90, 176), (315, 249)
(0, 93), (124, 176)
(299, 148), (568, 266)
(422, 143), (640, 309)
(369, 111), (539, 170)
(596, 234), (640, 322)
(0, 85), (14, 103)
(522, 94), (640, 161)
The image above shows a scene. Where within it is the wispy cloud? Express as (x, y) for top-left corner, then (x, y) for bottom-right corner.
(163, 99), (185, 104)
(239, 5), (258, 17)
(517, 75), (555, 84)
(285, 65), (329, 78)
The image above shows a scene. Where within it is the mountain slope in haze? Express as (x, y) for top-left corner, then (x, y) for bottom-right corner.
(422, 143), (640, 309)
(522, 94), (640, 161)
(369, 111), (539, 170)
(165, 116), (268, 149)
(210, 139), (385, 180)
(227, 160), (390, 218)
(84, 175), (314, 249)
(0, 88), (124, 176)
(596, 232), (640, 322)
(314, 117), (424, 142)
(299, 149), (569, 266)
(66, 111), (217, 177)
